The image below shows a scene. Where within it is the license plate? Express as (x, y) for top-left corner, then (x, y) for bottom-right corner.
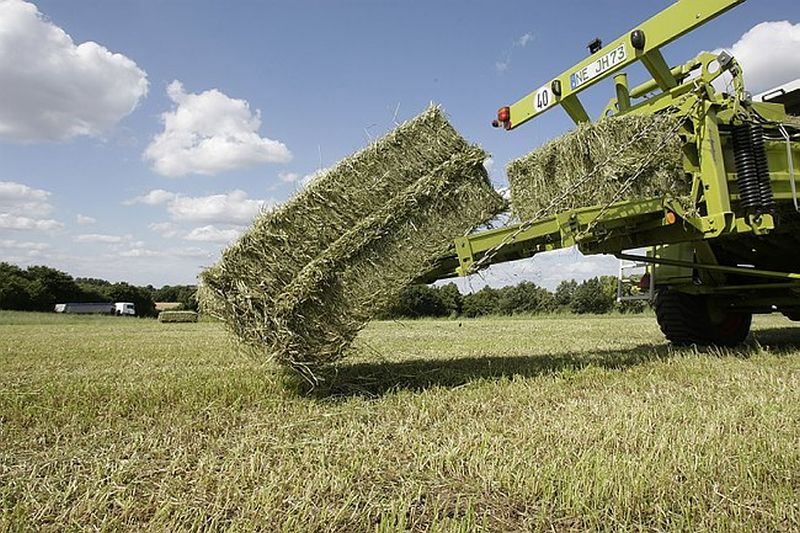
(570, 43), (627, 89)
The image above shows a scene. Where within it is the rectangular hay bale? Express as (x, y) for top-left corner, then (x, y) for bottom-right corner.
(271, 147), (504, 371)
(199, 105), (473, 350)
(506, 114), (687, 221)
(199, 105), (504, 368)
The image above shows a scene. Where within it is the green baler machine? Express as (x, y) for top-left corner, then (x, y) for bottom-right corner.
(426, 0), (800, 345)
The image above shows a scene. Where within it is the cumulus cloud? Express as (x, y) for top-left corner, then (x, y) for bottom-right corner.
(76, 214), (96, 225)
(119, 247), (162, 258)
(0, 180), (62, 231)
(0, 214), (62, 231)
(128, 188), (270, 228)
(74, 233), (130, 243)
(184, 224), (243, 243)
(717, 21), (800, 94)
(0, 0), (148, 142)
(0, 239), (50, 251)
(167, 190), (269, 224)
(279, 171), (300, 183)
(123, 189), (177, 206)
(0, 180), (53, 215)
(148, 222), (180, 238)
(144, 81), (291, 177)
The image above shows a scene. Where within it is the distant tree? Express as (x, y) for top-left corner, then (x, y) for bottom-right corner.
(571, 277), (615, 314)
(436, 283), (463, 316)
(26, 265), (85, 311)
(177, 287), (199, 312)
(74, 277), (111, 287)
(383, 284), (448, 318)
(462, 287), (501, 317)
(0, 263), (34, 310)
(498, 281), (555, 315)
(554, 279), (578, 309)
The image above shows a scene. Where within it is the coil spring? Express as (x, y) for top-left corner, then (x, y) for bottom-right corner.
(732, 123), (774, 214)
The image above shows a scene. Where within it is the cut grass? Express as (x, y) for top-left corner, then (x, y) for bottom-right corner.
(1, 310), (799, 531)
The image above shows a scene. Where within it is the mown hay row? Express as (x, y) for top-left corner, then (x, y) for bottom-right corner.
(271, 147), (503, 372)
(199, 105), (476, 351)
(507, 114), (687, 221)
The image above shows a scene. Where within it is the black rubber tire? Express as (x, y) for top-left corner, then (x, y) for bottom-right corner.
(654, 289), (751, 346)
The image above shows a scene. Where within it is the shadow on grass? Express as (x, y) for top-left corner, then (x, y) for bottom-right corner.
(286, 344), (671, 399)
(751, 326), (800, 348)
(284, 326), (800, 400)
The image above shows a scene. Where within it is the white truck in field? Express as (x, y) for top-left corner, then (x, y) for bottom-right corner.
(54, 302), (136, 316)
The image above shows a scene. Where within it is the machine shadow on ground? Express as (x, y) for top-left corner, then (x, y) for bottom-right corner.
(289, 326), (800, 400)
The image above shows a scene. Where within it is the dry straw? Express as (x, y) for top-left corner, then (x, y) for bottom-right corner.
(507, 114), (688, 220)
(199, 105), (504, 375)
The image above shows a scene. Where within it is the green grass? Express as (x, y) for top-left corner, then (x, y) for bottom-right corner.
(1, 310), (799, 531)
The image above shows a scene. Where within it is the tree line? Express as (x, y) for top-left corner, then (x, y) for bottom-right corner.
(0, 262), (646, 318)
(0, 262), (197, 318)
(381, 277), (646, 319)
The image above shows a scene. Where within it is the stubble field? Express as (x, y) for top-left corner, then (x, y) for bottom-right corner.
(1, 311), (799, 531)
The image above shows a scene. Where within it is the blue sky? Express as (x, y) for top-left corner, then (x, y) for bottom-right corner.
(1, 0), (798, 289)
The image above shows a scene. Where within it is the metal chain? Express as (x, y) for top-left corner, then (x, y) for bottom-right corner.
(577, 96), (703, 240)
(467, 92), (700, 275)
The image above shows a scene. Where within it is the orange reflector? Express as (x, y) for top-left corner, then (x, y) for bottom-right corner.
(665, 211), (677, 225)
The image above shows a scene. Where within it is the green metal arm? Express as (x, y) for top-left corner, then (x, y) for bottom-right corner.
(503, 0), (745, 128)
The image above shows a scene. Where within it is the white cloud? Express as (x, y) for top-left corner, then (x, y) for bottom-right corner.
(496, 32), (534, 73)
(0, 180), (53, 215)
(0, 181), (62, 231)
(0, 214), (63, 231)
(517, 33), (534, 47)
(279, 171), (300, 183)
(184, 224), (242, 243)
(76, 214), (96, 225)
(172, 247), (212, 258)
(0, 239), (50, 251)
(119, 247), (162, 258)
(149, 222), (180, 238)
(717, 21), (800, 94)
(0, 0), (148, 142)
(74, 233), (130, 243)
(167, 190), (269, 224)
(144, 81), (291, 177)
(123, 189), (176, 206)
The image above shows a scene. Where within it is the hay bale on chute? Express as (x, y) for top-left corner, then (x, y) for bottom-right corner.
(506, 114), (687, 220)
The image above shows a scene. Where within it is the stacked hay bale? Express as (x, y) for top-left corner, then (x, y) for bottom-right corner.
(507, 114), (687, 220)
(199, 105), (504, 375)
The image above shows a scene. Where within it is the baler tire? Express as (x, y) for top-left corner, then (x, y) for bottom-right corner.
(654, 289), (751, 347)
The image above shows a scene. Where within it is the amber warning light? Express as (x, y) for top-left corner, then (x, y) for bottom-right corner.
(492, 106), (511, 129)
